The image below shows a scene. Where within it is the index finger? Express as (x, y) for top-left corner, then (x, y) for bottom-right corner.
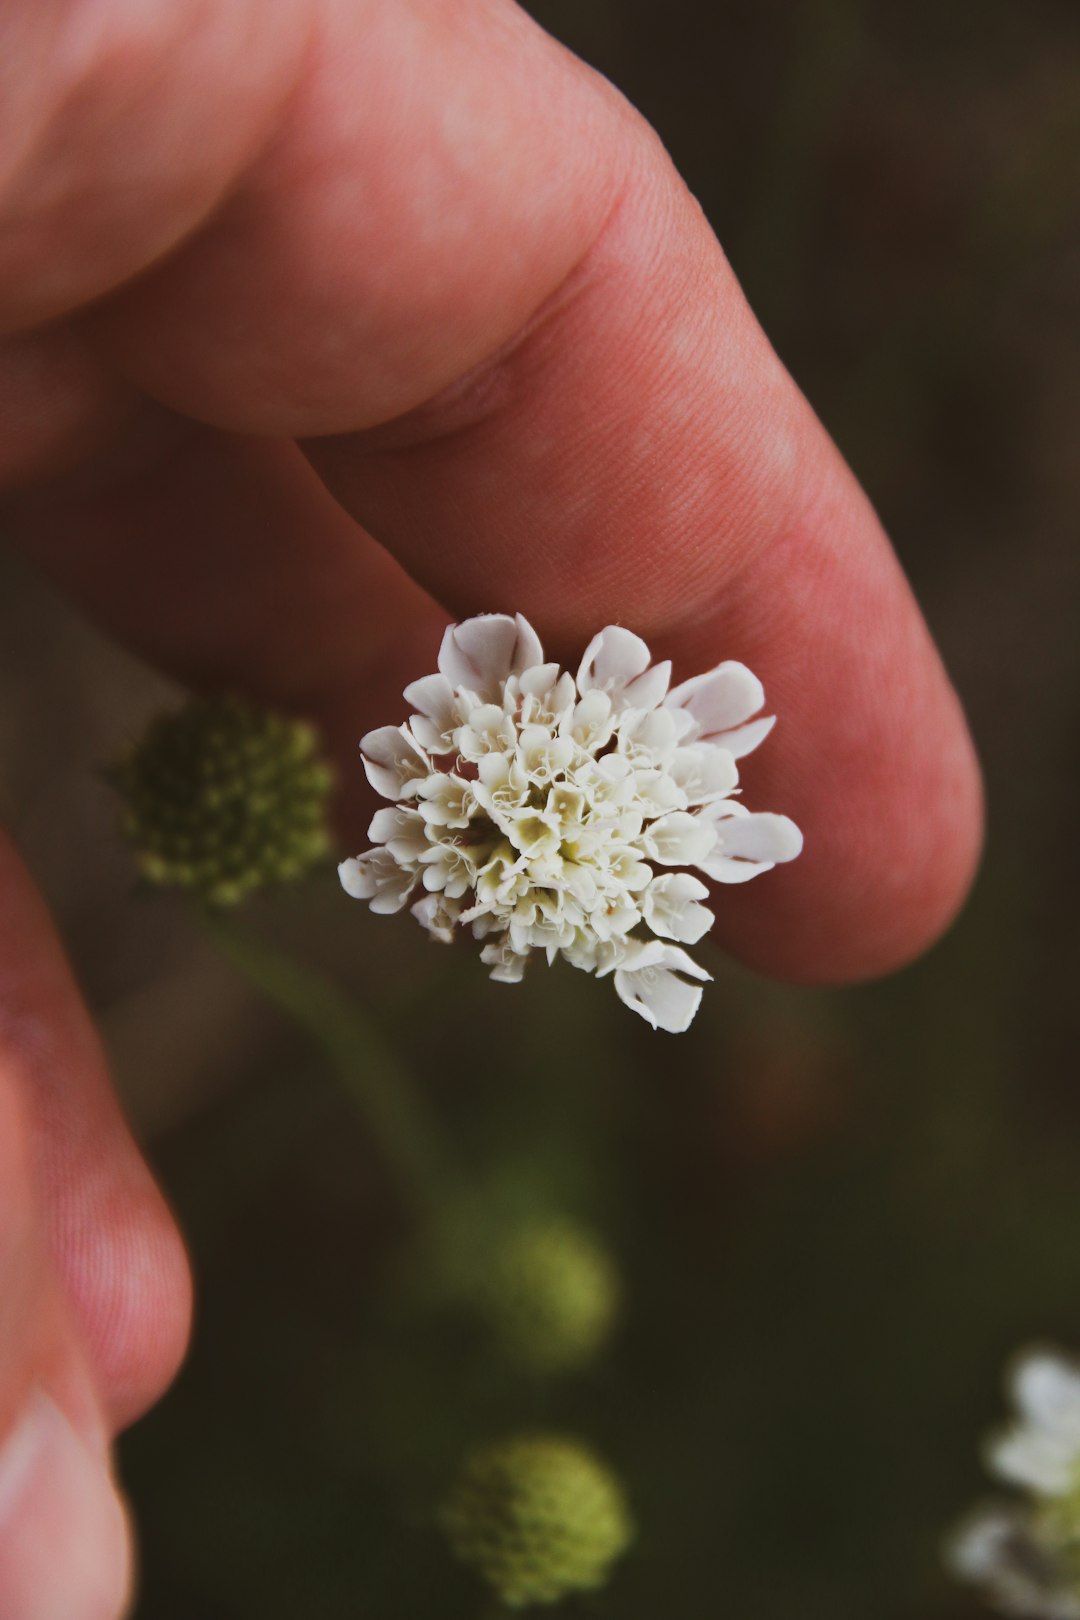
(5, 0), (982, 981)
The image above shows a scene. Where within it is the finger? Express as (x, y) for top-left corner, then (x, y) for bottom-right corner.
(0, 1082), (133, 1620)
(0, 0), (313, 333)
(0, 836), (192, 1431)
(0, 328), (143, 491)
(299, 163), (983, 982)
(75, 0), (628, 433)
(2, 0), (981, 980)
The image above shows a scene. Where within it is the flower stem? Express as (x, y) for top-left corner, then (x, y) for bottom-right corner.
(201, 908), (456, 1213)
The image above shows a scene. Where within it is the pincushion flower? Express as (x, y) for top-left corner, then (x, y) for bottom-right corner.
(340, 613), (801, 1033)
(439, 1433), (633, 1607)
(113, 695), (333, 906)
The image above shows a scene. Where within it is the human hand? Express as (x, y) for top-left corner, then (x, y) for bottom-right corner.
(0, 0), (982, 1611)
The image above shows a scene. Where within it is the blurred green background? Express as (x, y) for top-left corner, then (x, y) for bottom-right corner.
(2, 0), (1078, 1614)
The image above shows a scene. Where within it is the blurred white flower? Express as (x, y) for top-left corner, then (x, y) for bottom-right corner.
(987, 1354), (1080, 1497)
(340, 613), (802, 1032)
(948, 1350), (1080, 1617)
(949, 1504), (1080, 1620)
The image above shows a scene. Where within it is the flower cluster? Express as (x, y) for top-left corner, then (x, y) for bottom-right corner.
(113, 695), (333, 906)
(949, 1350), (1080, 1618)
(439, 1433), (633, 1607)
(476, 1217), (621, 1376)
(340, 614), (801, 1032)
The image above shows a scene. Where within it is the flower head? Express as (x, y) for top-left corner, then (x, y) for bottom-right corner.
(340, 614), (801, 1032)
(113, 695), (333, 906)
(949, 1504), (1080, 1619)
(477, 1216), (621, 1376)
(439, 1433), (633, 1607)
(948, 1350), (1080, 1617)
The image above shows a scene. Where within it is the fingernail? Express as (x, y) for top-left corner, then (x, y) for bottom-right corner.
(0, 1390), (132, 1620)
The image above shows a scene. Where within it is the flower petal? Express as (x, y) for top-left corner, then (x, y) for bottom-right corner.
(613, 942), (712, 1033)
(480, 938), (530, 983)
(643, 810), (718, 865)
(457, 703), (517, 762)
(620, 706), (680, 759)
(709, 714), (777, 759)
(666, 664), (776, 756)
(411, 892), (461, 943)
(631, 768), (686, 816)
(667, 660), (764, 734)
(624, 660), (672, 711)
(368, 805), (407, 843)
(368, 805), (430, 862)
(360, 724), (431, 800)
(947, 1507), (1025, 1583)
(985, 1426), (1079, 1496)
(403, 672), (460, 753)
(668, 744), (739, 804)
(437, 613), (544, 698)
(517, 663), (565, 700)
(1011, 1352), (1080, 1440)
(338, 850), (417, 913)
(697, 804), (803, 883)
(643, 873), (714, 944)
(338, 855), (370, 899)
(578, 625), (649, 688)
(714, 809), (803, 863)
(577, 626), (668, 708)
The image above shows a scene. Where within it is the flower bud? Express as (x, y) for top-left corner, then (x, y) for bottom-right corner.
(440, 1433), (633, 1608)
(111, 695), (333, 906)
(479, 1218), (620, 1376)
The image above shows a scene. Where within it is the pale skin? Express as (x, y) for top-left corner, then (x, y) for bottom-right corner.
(0, 0), (984, 1611)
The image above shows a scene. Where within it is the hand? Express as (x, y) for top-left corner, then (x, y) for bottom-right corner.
(0, 0), (982, 1611)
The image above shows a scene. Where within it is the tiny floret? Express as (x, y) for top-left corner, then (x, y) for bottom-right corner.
(340, 614), (802, 1032)
(113, 695), (333, 906)
(439, 1433), (633, 1607)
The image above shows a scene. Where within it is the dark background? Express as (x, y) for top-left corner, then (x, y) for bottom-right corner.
(1, 0), (1078, 1614)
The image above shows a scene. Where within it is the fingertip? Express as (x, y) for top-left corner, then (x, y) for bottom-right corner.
(712, 703), (985, 985)
(68, 1186), (195, 1434)
(0, 834), (193, 1430)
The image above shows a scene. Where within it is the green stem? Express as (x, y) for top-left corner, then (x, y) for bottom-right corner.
(202, 908), (456, 1213)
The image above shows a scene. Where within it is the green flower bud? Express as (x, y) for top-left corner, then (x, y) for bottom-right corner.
(111, 695), (333, 906)
(479, 1218), (620, 1376)
(440, 1433), (633, 1608)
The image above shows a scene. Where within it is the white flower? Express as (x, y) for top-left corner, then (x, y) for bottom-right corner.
(948, 1505), (1080, 1619)
(988, 1354), (1080, 1498)
(947, 1350), (1080, 1618)
(339, 614), (802, 1033)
